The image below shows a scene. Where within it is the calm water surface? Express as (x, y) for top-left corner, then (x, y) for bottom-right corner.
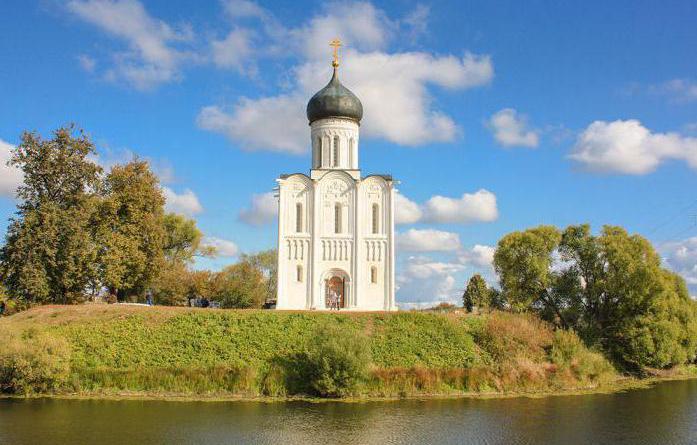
(1, 379), (697, 445)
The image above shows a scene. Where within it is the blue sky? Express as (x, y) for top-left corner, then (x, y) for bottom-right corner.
(1, 0), (696, 305)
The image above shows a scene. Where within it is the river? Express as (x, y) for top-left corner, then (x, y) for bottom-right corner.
(1, 379), (696, 445)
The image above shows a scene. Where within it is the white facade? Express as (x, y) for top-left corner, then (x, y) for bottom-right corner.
(276, 116), (396, 311)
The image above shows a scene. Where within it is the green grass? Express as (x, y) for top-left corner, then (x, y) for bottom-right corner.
(0, 305), (620, 398)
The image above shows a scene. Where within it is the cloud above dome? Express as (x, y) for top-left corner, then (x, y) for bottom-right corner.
(196, 1), (493, 152)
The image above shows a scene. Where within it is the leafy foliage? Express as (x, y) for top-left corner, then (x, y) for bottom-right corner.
(493, 224), (697, 371)
(0, 329), (71, 394)
(213, 262), (267, 308)
(240, 250), (277, 303)
(493, 225), (561, 313)
(0, 306), (618, 397)
(96, 160), (166, 300)
(303, 323), (372, 397)
(0, 126), (102, 304)
(163, 213), (209, 263)
(463, 274), (491, 312)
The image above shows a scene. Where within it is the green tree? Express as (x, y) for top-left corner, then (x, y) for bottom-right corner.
(96, 160), (165, 301)
(462, 274), (490, 312)
(241, 249), (277, 303)
(493, 225), (562, 316)
(593, 226), (697, 369)
(0, 126), (102, 304)
(212, 261), (267, 308)
(494, 223), (697, 371)
(151, 261), (190, 306)
(163, 213), (212, 263)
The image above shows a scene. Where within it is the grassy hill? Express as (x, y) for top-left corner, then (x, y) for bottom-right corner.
(0, 305), (618, 399)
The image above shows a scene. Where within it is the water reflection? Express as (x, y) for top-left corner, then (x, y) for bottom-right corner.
(1, 379), (696, 445)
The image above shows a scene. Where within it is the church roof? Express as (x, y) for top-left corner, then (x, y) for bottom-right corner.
(306, 67), (363, 124)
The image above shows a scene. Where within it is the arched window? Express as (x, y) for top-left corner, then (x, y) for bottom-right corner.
(296, 203), (303, 233)
(371, 266), (378, 284)
(334, 203), (342, 234)
(349, 138), (355, 167)
(316, 137), (322, 168)
(372, 203), (379, 234)
(297, 265), (303, 282)
(333, 136), (340, 167)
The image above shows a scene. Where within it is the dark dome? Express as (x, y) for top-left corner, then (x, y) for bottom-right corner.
(306, 68), (363, 124)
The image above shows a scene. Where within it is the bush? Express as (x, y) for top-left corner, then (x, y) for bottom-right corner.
(475, 311), (554, 363)
(304, 323), (371, 397)
(0, 329), (71, 394)
(551, 330), (615, 385)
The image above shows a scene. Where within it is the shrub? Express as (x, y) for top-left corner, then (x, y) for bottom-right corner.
(0, 329), (71, 394)
(304, 323), (371, 397)
(475, 311), (554, 363)
(551, 330), (615, 385)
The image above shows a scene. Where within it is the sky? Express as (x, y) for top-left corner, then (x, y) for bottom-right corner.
(1, 0), (696, 306)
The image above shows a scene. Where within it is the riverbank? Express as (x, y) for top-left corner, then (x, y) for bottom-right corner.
(2, 305), (693, 401)
(3, 374), (694, 403)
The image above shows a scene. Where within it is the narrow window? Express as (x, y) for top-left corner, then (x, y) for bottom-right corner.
(317, 137), (322, 167)
(334, 203), (342, 234)
(296, 203), (303, 233)
(371, 266), (377, 284)
(333, 136), (340, 167)
(297, 265), (303, 282)
(372, 203), (379, 234)
(349, 138), (354, 167)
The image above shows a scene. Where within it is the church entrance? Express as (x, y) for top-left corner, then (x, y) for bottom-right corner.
(325, 276), (345, 309)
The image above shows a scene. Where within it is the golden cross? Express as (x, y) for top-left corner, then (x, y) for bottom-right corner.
(330, 38), (342, 67)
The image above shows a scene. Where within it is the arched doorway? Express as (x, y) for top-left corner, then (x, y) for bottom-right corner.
(322, 269), (350, 309)
(326, 276), (345, 309)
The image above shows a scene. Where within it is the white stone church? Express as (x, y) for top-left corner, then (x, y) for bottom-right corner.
(275, 42), (396, 311)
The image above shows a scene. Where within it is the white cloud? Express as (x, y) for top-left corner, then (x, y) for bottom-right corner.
(394, 189), (499, 225)
(661, 236), (697, 296)
(394, 192), (422, 224)
(197, 2), (493, 152)
(0, 140), (23, 199)
(422, 189), (498, 224)
(77, 54), (97, 72)
(290, 2), (393, 60)
(397, 255), (464, 303)
(649, 79), (697, 103)
(163, 187), (203, 216)
(397, 229), (461, 252)
(67, 0), (195, 90)
(458, 244), (495, 269)
(570, 120), (697, 174)
(401, 4), (430, 41)
(238, 192), (277, 225)
(211, 28), (254, 71)
(202, 236), (239, 257)
(487, 108), (539, 148)
(197, 97), (307, 154)
(222, 0), (268, 20)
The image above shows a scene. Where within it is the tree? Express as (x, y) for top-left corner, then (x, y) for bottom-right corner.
(0, 126), (102, 304)
(240, 249), (277, 303)
(462, 274), (490, 312)
(493, 223), (697, 371)
(592, 226), (697, 369)
(212, 261), (267, 308)
(493, 225), (562, 315)
(96, 160), (166, 301)
(151, 261), (190, 306)
(163, 213), (212, 263)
